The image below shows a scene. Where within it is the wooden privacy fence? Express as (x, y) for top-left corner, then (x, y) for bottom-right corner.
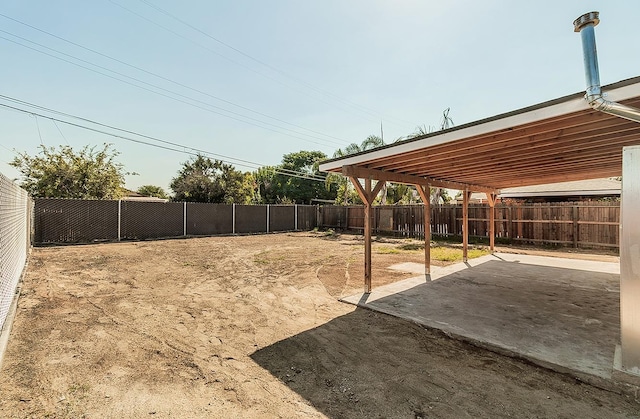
(320, 202), (620, 249)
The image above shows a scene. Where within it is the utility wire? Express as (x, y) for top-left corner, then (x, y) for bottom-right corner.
(0, 13), (350, 146)
(137, 0), (416, 127)
(107, 0), (404, 128)
(2, 103), (328, 182)
(0, 142), (16, 166)
(52, 120), (70, 145)
(0, 99), (332, 182)
(0, 95), (328, 181)
(32, 114), (43, 145)
(0, 142), (16, 153)
(0, 31), (342, 150)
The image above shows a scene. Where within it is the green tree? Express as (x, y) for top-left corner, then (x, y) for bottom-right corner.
(255, 151), (336, 204)
(333, 135), (385, 158)
(254, 166), (279, 203)
(386, 183), (418, 204)
(331, 113), (456, 205)
(10, 143), (127, 199)
(408, 108), (455, 205)
(170, 155), (253, 203)
(331, 135), (386, 205)
(137, 185), (169, 199)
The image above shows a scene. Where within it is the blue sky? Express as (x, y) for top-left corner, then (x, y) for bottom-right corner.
(1, 1), (638, 192)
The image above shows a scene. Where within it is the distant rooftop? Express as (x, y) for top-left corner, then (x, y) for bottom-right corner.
(499, 178), (620, 198)
(463, 178), (621, 203)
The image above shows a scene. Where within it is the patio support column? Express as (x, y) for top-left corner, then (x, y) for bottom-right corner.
(363, 179), (372, 294)
(485, 192), (498, 253)
(415, 185), (431, 278)
(620, 146), (640, 375)
(462, 189), (471, 263)
(349, 177), (385, 293)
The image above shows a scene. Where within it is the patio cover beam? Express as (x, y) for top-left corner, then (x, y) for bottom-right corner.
(341, 165), (498, 196)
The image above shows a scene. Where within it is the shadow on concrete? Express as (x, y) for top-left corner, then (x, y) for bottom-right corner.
(342, 254), (620, 381)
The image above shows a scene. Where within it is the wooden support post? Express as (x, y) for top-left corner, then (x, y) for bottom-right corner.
(363, 193), (371, 292)
(349, 177), (384, 293)
(415, 185), (431, 278)
(486, 192), (497, 253)
(463, 189), (470, 263)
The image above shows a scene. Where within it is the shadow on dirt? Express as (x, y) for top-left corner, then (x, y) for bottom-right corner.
(251, 308), (471, 418)
(251, 258), (626, 418)
(250, 306), (612, 419)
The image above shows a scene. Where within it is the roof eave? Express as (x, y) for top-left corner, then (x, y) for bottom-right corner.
(319, 77), (640, 174)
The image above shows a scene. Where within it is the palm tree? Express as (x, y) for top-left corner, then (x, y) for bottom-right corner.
(330, 108), (455, 205)
(440, 107), (454, 130)
(331, 135), (386, 204)
(412, 124), (434, 137)
(334, 135), (384, 157)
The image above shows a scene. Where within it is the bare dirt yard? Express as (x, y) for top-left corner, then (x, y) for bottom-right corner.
(0, 232), (638, 418)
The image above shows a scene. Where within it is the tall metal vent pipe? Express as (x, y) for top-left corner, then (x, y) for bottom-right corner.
(574, 11), (640, 123)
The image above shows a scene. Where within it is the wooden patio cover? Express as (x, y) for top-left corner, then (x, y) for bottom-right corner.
(318, 76), (640, 293)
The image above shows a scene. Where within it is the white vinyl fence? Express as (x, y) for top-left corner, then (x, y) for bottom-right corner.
(0, 173), (32, 332)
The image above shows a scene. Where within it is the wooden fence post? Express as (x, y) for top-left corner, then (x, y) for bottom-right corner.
(345, 207), (349, 231)
(573, 205), (579, 248)
(517, 206), (523, 238)
(507, 206), (512, 239)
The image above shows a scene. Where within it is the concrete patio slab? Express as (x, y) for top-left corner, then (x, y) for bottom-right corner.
(342, 252), (622, 383)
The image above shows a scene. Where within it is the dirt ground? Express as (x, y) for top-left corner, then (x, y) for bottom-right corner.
(0, 232), (637, 418)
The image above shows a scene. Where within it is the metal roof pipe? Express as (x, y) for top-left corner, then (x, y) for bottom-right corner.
(574, 11), (640, 123)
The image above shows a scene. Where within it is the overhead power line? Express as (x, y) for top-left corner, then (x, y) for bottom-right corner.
(136, 0), (416, 127)
(0, 13), (350, 146)
(0, 97), (332, 183)
(108, 0), (414, 128)
(0, 31), (343, 150)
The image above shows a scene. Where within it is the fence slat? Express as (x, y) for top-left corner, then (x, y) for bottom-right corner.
(319, 203), (620, 249)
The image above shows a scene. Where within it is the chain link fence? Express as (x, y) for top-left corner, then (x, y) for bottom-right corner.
(0, 173), (32, 332)
(34, 199), (320, 244)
